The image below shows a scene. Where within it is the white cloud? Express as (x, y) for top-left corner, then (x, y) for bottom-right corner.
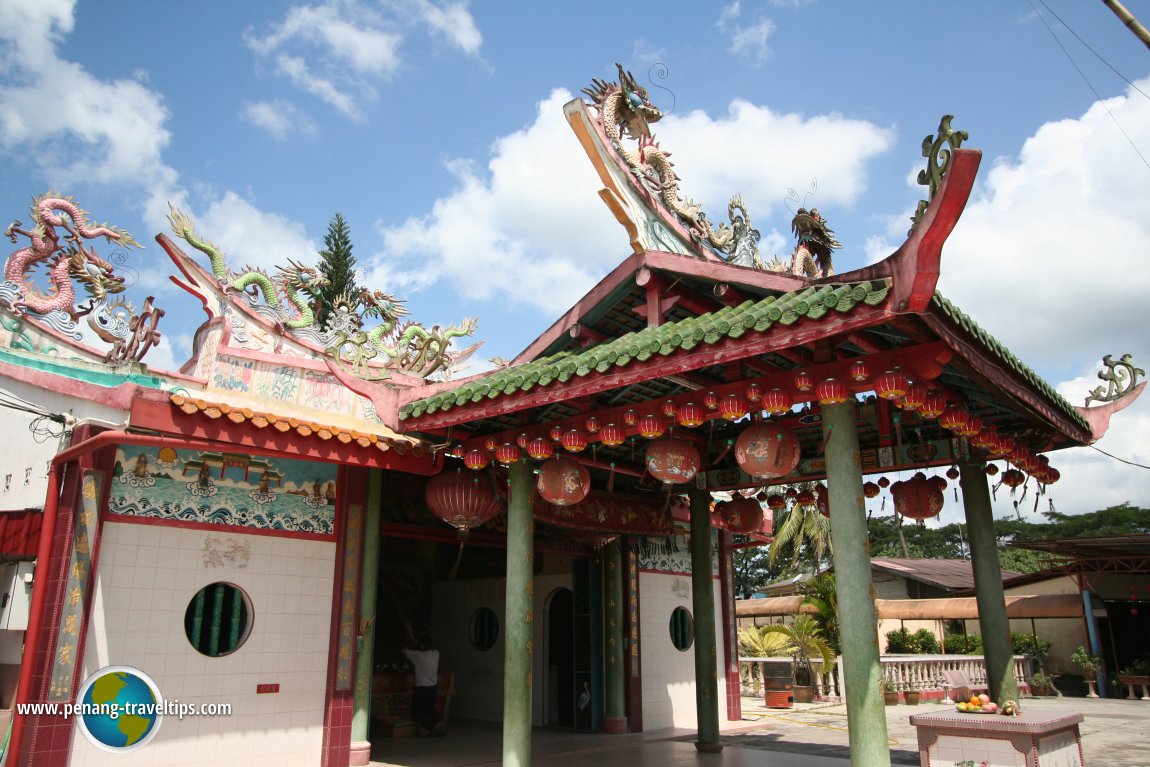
(375, 88), (893, 314)
(246, 0), (481, 119)
(412, 0), (482, 55)
(193, 192), (318, 275)
(241, 100), (317, 140)
(716, 1), (776, 64)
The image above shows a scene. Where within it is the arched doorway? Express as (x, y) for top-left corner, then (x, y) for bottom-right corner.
(544, 587), (574, 727)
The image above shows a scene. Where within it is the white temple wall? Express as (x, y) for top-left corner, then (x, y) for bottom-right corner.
(69, 520), (334, 767)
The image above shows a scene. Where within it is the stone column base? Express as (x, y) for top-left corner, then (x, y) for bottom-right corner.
(349, 740), (372, 766)
(603, 716), (628, 734)
(695, 741), (724, 753)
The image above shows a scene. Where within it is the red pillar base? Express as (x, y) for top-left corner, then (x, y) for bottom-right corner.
(349, 740), (372, 766)
(602, 716), (628, 734)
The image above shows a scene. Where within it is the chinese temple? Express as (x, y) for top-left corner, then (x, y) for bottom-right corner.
(0, 64), (1141, 767)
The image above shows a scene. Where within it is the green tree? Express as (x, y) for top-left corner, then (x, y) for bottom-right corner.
(315, 212), (358, 331)
(763, 615), (836, 686)
(769, 486), (832, 571)
(798, 573), (840, 654)
(733, 541), (789, 598)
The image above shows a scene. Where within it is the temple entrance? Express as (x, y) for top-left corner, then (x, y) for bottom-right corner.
(544, 588), (575, 726)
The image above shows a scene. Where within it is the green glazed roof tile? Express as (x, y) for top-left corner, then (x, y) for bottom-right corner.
(399, 279), (893, 420)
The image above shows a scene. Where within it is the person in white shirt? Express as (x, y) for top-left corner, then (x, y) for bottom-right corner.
(402, 635), (444, 736)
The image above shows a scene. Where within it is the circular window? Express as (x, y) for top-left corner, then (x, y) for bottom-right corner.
(184, 582), (252, 657)
(669, 607), (694, 651)
(469, 606), (499, 651)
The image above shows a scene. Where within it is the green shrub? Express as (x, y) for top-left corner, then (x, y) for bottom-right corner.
(885, 627), (941, 654)
(943, 633), (983, 654)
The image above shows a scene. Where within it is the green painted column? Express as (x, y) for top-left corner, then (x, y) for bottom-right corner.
(503, 458), (534, 767)
(688, 488), (722, 753)
(959, 458), (1019, 703)
(603, 540), (627, 733)
(350, 470), (382, 761)
(822, 401), (890, 767)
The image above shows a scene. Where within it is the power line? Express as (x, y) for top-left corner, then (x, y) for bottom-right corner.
(1089, 443), (1150, 470)
(1039, 0), (1150, 100)
(1028, 0), (1150, 171)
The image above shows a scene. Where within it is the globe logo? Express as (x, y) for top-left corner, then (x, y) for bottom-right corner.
(74, 666), (163, 753)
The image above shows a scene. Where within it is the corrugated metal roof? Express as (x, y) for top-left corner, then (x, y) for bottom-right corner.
(871, 557), (1022, 592)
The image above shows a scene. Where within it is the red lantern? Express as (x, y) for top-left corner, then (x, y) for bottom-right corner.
(722, 497), (764, 534)
(561, 430), (588, 453)
(463, 449), (489, 471)
(623, 409), (639, 426)
(637, 413), (665, 439)
(957, 415), (982, 438)
(890, 472), (944, 520)
(645, 437), (700, 484)
(946, 466), (960, 480)
(703, 391), (719, 410)
(794, 371), (814, 392)
(527, 437), (554, 461)
(990, 434), (1014, 457)
(1001, 468), (1025, 488)
(930, 475), (947, 492)
(901, 383), (928, 412)
(485, 437), (497, 452)
(761, 388), (792, 415)
(745, 382), (763, 402)
(795, 489), (815, 506)
(874, 370), (910, 400)
(536, 456), (591, 507)
(549, 426), (564, 442)
(863, 481), (880, 498)
(1044, 467), (1061, 484)
(766, 493), (786, 510)
(677, 402), (706, 428)
(425, 470), (503, 530)
(815, 484), (830, 518)
(985, 464), (1000, 477)
(849, 359), (869, 382)
(919, 391), (947, 419)
(877, 476), (891, 488)
(785, 487), (798, 499)
(516, 433), (530, 449)
(661, 399), (677, 417)
(939, 405), (969, 432)
(971, 427), (998, 451)
(599, 423), (626, 447)
(816, 378), (849, 405)
(495, 443), (521, 465)
(719, 393), (748, 421)
(585, 416), (601, 434)
(734, 423), (801, 479)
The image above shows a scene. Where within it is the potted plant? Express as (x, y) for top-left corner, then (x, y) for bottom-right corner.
(763, 615), (835, 704)
(1116, 659), (1150, 700)
(1071, 645), (1102, 698)
(882, 679), (900, 705)
(903, 688), (921, 705)
(1029, 671), (1054, 697)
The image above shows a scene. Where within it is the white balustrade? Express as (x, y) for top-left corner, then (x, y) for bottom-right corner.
(739, 654), (1032, 703)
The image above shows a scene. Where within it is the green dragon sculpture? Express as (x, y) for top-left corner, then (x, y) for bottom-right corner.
(167, 205), (478, 378)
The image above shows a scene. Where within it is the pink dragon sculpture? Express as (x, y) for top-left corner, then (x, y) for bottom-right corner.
(3, 193), (135, 319)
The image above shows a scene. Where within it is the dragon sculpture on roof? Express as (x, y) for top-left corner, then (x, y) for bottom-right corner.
(2, 193), (162, 361)
(583, 65), (766, 269)
(167, 205), (478, 380)
(789, 207), (841, 278)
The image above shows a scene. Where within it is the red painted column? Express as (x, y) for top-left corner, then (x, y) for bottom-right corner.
(622, 543), (643, 732)
(718, 531), (741, 721)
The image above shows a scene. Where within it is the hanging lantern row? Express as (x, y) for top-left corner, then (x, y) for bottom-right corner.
(425, 469), (503, 530)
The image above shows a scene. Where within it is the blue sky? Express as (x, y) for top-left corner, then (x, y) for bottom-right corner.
(2, 0), (1148, 523)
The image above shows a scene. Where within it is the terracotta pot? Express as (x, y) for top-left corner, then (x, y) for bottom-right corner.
(883, 691), (899, 706)
(792, 685), (816, 704)
(903, 690), (921, 705)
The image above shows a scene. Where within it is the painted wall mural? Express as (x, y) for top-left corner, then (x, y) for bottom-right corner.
(108, 446), (337, 535)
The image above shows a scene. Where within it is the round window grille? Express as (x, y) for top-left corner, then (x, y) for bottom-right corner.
(469, 606), (499, 651)
(184, 582), (253, 657)
(669, 606), (694, 651)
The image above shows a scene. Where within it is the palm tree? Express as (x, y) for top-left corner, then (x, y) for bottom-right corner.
(798, 572), (840, 655)
(738, 625), (793, 658)
(763, 615), (836, 687)
(768, 483), (832, 570)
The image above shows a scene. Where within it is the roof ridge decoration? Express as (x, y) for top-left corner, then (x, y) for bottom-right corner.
(165, 205), (480, 381)
(2, 192), (165, 364)
(582, 65), (768, 270)
(909, 115), (968, 236)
